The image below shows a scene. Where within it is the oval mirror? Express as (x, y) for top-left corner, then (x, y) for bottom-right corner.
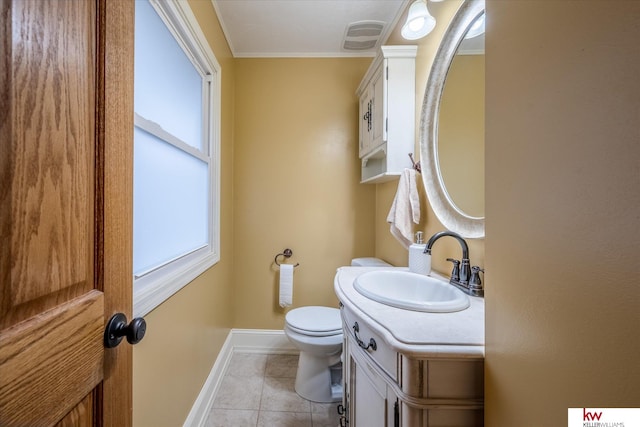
(420, 0), (485, 238)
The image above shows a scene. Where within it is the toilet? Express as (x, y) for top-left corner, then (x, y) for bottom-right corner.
(284, 257), (391, 403)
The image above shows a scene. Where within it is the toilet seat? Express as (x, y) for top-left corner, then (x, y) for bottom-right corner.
(285, 306), (342, 337)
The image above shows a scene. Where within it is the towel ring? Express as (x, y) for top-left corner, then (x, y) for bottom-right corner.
(274, 248), (300, 268)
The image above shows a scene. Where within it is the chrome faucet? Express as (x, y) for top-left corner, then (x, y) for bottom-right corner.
(423, 231), (483, 297)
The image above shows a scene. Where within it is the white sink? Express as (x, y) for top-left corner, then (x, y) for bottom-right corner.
(353, 270), (470, 313)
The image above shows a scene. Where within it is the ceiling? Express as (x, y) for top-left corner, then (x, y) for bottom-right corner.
(211, 0), (410, 58)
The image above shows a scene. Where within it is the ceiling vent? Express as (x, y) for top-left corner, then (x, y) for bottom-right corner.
(343, 20), (385, 51)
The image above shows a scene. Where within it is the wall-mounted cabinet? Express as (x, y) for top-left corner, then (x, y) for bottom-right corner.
(356, 46), (417, 184)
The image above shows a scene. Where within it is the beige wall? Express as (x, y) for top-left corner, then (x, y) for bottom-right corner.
(485, 1), (640, 424)
(378, 0), (485, 274)
(132, 1), (236, 426)
(232, 58), (375, 328)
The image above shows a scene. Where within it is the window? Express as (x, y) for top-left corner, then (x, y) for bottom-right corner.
(133, 0), (220, 317)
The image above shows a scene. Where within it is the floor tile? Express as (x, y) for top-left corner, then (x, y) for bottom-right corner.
(206, 408), (259, 427)
(311, 402), (340, 415)
(265, 354), (298, 378)
(212, 374), (264, 410)
(260, 376), (311, 412)
(311, 402), (341, 427)
(226, 352), (268, 377)
(257, 410), (312, 427)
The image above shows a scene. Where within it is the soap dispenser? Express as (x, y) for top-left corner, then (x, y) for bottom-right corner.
(408, 231), (430, 275)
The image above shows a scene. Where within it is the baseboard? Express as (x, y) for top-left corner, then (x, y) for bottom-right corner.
(181, 331), (234, 427)
(182, 329), (298, 427)
(231, 328), (298, 354)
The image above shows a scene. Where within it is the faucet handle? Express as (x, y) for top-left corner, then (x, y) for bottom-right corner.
(470, 266), (484, 287)
(446, 258), (461, 281)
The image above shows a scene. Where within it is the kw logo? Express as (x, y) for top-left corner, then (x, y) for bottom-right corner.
(584, 408), (603, 421)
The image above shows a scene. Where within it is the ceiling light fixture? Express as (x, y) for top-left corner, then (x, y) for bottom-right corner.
(401, 0), (436, 40)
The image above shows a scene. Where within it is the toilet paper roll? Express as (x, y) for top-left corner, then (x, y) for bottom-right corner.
(279, 264), (294, 308)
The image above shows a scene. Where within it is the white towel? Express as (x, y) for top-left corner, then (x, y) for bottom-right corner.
(386, 168), (421, 249)
(279, 264), (294, 308)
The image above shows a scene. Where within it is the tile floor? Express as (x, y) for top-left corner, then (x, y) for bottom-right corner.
(206, 352), (341, 427)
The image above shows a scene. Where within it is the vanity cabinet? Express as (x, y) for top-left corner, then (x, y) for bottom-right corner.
(357, 46), (417, 183)
(341, 305), (484, 427)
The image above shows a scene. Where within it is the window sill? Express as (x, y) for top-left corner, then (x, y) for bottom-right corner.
(133, 250), (219, 317)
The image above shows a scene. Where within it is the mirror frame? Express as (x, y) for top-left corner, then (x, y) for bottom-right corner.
(419, 0), (485, 238)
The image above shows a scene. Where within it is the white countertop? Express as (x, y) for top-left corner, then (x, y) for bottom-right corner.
(335, 266), (485, 358)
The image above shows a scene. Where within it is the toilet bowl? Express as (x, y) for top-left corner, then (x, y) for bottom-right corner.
(284, 306), (343, 403)
(283, 257), (391, 403)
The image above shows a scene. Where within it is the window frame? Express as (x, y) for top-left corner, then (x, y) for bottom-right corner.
(133, 0), (221, 318)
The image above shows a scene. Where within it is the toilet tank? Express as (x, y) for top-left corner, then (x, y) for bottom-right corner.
(351, 257), (391, 267)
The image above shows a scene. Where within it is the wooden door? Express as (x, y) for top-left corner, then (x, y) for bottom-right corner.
(0, 0), (134, 425)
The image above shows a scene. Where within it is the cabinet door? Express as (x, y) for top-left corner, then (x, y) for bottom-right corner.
(348, 337), (395, 427)
(350, 357), (386, 426)
(370, 62), (386, 149)
(340, 328), (351, 427)
(358, 91), (373, 157)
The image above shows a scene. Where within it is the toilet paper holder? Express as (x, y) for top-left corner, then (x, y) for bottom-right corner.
(274, 248), (300, 268)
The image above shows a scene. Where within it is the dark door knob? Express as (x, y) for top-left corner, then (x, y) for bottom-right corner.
(104, 313), (147, 348)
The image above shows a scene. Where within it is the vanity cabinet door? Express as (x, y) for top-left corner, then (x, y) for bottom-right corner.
(350, 353), (385, 426)
(347, 334), (398, 427)
(340, 328), (351, 427)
